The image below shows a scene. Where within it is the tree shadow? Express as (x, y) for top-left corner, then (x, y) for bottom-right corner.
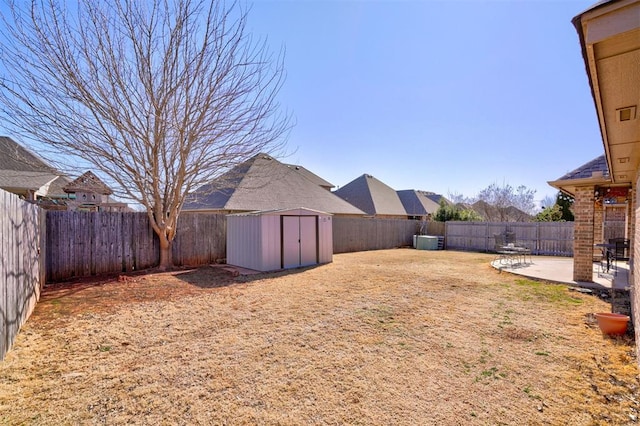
(172, 263), (325, 289)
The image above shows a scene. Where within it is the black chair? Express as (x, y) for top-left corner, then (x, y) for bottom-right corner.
(608, 238), (630, 273)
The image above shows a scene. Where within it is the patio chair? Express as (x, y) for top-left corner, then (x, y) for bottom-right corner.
(594, 246), (611, 276)
(504, 231), (516, 245)
(501, 231), (531, 265)
(494, 233), (518, 266)
(608, 238), (630, 273)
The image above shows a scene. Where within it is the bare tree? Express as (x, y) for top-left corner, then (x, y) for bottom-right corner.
(0, 0), (290, 269)
(474, 182), (536, 222)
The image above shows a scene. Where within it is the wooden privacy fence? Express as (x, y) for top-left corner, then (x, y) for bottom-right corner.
(46, 211), (226, 282)
(45, 211), (576, 283)
(1, 190), (45, 360)
(46, 212), (423, 281)
(332, 217), (419, 253)
(445, 221), (574, 256)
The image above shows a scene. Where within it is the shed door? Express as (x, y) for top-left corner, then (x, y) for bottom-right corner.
(282, 216), (317, 268)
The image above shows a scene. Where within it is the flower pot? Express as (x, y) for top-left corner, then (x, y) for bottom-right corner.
(594, 313), (630, 336)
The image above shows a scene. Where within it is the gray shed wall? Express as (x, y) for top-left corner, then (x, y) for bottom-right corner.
(226, 208), (333, 272)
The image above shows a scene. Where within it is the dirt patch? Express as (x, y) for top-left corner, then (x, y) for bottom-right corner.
(1, 249), (638, 424)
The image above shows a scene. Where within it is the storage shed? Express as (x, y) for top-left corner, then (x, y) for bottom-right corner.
(226, 207), (333, 272)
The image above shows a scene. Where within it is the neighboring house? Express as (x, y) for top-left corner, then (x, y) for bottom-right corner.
(63, 171), (129, 212)
(0, 136), (70, 208)
(424, 192), (450, 206)
(397, 190), (442, 220)
(569, 0), (639, 360)
(285, 163), (335, 191)
(470, 200), (532, 222)
(183, 153), (365, 216)
(334, 174), (407, 218)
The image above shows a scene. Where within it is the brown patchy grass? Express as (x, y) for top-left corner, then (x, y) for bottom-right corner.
(0, 249), (638, 425)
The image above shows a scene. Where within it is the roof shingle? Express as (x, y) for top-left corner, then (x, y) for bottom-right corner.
(184, 154), (364, 215)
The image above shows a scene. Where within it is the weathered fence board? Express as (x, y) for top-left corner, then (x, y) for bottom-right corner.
(332, 217), (419, 253)
(444, 221), (574, 256)
(1, 190), (43, 360)
(46, 213), (427, 280)
(46, 211), (228, 282)
(173, 213), (227, 266)
(46, 210), (577, 282)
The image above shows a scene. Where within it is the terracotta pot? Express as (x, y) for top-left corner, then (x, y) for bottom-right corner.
(594, 313), (630, 336)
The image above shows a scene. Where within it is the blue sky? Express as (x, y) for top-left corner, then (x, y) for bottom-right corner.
(246, 0), (603, 206)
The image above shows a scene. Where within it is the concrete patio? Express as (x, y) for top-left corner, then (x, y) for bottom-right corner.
(491, 255), (629, 291)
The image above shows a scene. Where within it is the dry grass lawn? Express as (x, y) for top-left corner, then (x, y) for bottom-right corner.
(1, 249), (638, 425)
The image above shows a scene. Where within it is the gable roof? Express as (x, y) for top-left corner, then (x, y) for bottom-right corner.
(0, 136), (70, 196)
(63, 171), (113, 195)
(183, 154), (365, 215)
(333, 174), (407, 216)
(397, 190), (441, 216)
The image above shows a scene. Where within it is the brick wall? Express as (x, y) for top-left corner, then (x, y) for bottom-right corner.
(632, 178), (640, 363)
(594, 201), (604, 245)
(629, 187), (635, 259)
(573, 185), (595, 282)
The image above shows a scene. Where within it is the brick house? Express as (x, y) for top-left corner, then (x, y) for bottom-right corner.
(549, 155), (632, 281)
(570, 0), (640, 357)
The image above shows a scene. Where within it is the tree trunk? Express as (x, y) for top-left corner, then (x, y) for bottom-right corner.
(158, 235), (173, 271)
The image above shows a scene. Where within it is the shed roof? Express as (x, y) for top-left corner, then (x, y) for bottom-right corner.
(184, 154), (365, 215)
(334, 174), (407, 216)
(227, 207), (332, 217)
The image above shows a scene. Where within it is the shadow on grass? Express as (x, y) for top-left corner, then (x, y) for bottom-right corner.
(172, 263), (325, 289)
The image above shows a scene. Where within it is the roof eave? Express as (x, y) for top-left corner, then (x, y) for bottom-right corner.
(548, 175), (613, 196)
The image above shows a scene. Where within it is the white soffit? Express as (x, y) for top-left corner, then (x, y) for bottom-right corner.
(582, 0), (640, 184)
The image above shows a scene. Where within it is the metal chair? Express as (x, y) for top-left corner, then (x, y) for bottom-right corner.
(608, 238), (630, 273)
(494, 233), (518, 266)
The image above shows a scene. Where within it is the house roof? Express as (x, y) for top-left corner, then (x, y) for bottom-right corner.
(0, 136), (57, 172)
(471, 200), (532, 222)
(333, 174), (407, 216)
(183, 154), (365, 215)
(556, 155), (609, 180)
(284, 163), (334, 190)
(547, 155), (612, 196)
(397, 190), (441, 216)
(63, 171), (113, 195)
(0, 170), (59, 194)
(424, 193), (449, 205)
(572, 0), (640, 185)
(0, 136), (70, 196)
